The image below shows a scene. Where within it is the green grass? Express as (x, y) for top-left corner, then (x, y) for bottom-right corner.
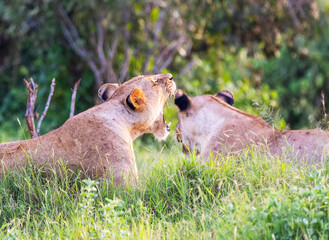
(1, 142), (329, 239)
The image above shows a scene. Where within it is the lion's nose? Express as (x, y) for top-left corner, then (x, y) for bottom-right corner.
(155, 73), (173, 81)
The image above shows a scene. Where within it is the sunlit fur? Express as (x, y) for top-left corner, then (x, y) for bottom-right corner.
(175, 90), (329, 164)
(0, 73), (176, 187)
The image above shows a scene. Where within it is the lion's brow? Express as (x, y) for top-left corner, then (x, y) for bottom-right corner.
(129, 75), (146, 81)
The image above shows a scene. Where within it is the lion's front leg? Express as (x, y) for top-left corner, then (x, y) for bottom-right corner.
(88, 157), (138, 188)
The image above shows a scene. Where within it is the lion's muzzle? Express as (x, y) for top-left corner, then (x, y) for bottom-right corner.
(153, 73), (176, 96)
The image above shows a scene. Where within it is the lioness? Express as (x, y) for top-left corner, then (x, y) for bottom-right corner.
(0, 73), (176, 186)
(174, 89), (329, 163)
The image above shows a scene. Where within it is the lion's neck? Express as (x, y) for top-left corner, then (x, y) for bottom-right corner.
(201, 103), (281, 155)
(219, 105), (279, 140)
(90, 104), (133, 141)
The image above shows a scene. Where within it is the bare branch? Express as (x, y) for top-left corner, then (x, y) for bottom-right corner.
(287, 0), (301, 28)
(24, 78), (38, 138)
(119, 41), (131, 83)
(18, 17), (42, 36)
(54, 1), (88, 58)
(70, 79), (81, 118)
(178, 59), (196, 78)
(132, 43), (144, 56)
(142, 4), (152, 74)
(64, 27), (88, 58)
(154, 8), (167, 40)
(97, 18), (107, 74)
(105, 35), (119, 83)
(52, 0), (192, 88)
(142, 7), (167, 74)
(152, 36), (186, 73)
(54, 1), (103, 88)
(107, 35), (119, 60)
(54, 1), (79, 42)
(118, 7), (131, 83)
(296, 1), (306, 19)
(157, 50), (176, 72)
(37, 78), (56, 135)
(154, 36), (184, 66)
(321, 90), (327, 121)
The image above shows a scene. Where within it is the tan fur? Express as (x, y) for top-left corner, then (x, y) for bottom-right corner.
(175, 90), (329, 164)
(98, 83), (119, 101)
(0, 73), (176, 186)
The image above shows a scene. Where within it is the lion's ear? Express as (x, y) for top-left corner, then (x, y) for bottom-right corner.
(98, 83), (119, 101)
(175, 89), (191, 111)
(126, 88), (147, 111)
(215, 90), (234, 105)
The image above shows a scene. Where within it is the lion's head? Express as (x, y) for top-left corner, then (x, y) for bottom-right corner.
(98, 73), (176, 140)
(174, 89), (234, 155)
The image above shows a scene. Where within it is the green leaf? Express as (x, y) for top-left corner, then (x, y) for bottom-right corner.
(151, 8), (160, 22)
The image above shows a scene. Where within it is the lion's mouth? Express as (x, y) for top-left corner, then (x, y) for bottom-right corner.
(163, 78), (175, 132)
(165, 78), (176, 96)
(165, 120), (171, 132)
(163, 114), (171, 132)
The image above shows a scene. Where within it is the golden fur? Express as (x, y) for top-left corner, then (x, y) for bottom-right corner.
(0, 74), (176, 186)
(175, 89), (329, 164)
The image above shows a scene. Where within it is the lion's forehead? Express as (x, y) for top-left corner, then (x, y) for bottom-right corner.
(114, 75), (173, 98)
(192, 95), (216, 105)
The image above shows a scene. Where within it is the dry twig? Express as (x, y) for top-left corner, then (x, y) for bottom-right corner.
(36, 78), (56, 135)
(321, 90), (327, 121)
(70, 79), (81, 118)
(54, 1), (191, 85)
(54, 1), (102, 87)
(24, 78), (38, 138)
(142, 6), (167, 74)
(178, 59), (196, 78)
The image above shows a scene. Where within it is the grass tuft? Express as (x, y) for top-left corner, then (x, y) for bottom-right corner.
(1, 147), (329, 239)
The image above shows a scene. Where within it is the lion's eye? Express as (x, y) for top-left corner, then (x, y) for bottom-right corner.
(126, 95), (136, 110)
(152, 79), (158, 85)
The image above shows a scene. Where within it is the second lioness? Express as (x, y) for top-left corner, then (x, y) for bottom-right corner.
(174, 89), (329, 163)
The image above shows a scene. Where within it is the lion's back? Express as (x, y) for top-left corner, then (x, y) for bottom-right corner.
(273, 129), (329, 163)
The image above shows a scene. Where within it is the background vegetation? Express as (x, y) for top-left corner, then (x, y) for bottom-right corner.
(1, 1), (329, 238)
(1, 0), (329, 141)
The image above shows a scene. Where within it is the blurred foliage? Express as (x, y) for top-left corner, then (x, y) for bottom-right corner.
(261, 9), (329, 129)
(0, 0), (328, 141)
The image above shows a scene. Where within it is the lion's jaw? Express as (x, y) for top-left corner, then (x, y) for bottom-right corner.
(175, 95), (228, 156)
(147, 110), (171, 141)
(124, 73), (176, 140)
(176, 108), (211, 156)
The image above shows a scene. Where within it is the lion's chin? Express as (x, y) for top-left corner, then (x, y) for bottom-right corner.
(154, 128), (170, 141)
(153, 115), (171, 141)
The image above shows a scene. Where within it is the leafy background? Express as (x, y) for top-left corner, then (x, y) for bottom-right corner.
(0, 0), (329, 141)
(1, 1), (329, 239)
